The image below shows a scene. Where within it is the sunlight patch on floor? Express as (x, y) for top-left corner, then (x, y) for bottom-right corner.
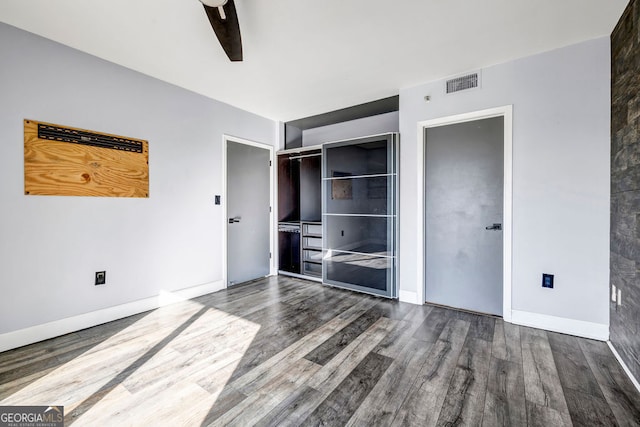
(1, 298), (261, 426)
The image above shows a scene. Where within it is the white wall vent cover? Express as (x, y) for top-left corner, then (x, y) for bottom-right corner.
(446, 72), (480, 94)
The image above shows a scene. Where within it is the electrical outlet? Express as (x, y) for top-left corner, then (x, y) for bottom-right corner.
(542, 273), (554, 289)
(612, 284), (617, 302)
(617, 288), (622, 306)
(95, 271), (106, 286)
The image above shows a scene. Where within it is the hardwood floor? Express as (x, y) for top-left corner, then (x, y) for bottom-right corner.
(1, 276), (639, 426)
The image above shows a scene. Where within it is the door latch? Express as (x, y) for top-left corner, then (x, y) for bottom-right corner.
(485, 223), (502, 231)
(228, 217), (241, 224)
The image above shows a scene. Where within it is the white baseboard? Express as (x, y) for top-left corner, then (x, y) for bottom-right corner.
(399, 290), (420, 305)
(510, 309), (609, 341)
(0, 280), (224, 353)
(607, 341), (640, 395)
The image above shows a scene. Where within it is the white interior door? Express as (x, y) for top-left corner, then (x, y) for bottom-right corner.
(425, 117), (504, 315)
(226, 139), (271, 286)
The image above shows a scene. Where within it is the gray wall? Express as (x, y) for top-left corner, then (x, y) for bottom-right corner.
(399, 37), (611, 330)
(0, 23), (276, 334)
(302, 111), (399, 146)
(611, 0), (640, 382)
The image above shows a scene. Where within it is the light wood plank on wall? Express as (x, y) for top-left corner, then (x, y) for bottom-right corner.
(24, 119), (149, 198)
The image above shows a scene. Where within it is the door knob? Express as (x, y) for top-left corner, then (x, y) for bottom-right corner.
(485, 223), (502, 231)
(228, 217), (241, 224)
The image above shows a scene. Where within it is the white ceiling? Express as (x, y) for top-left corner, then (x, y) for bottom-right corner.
(0, 0), (629, 122)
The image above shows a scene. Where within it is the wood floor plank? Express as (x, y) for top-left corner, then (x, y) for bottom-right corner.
(208, 359), (321, 427)
(547, 331), (619, 426)
(374, 305), (432, 358)
(526, 402), (571, 427)
(302, 352), (392, 427)
(412, 306), (452, 343)
(436, 337), (492, 426)
(547, 332), (608, 397)
(346, 338), (432, 427)
(254, 386), (322, 427)
(371, 299), (417, 320)
(579, 340), (640, 426)
(520, 327), (572, 426)
(491, 319), (522, 364)
(562, 389), (619, 426)
(194, 354), (245, 395)
(482, 357), (527, 427)
(306, 316), (396, 393)
(391, 318), (471, 426)
(456, 311), (496, 342)
(303, 305), (387, 365)
(64, 383), (134, 426)
(199, 388), (248, 426)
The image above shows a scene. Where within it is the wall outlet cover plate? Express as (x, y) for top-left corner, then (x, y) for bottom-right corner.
(95, 271), (106, 286)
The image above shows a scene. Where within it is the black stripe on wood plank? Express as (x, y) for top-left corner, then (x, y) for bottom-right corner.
(303, 306), (384, 365)
(301, 352), (393, 426)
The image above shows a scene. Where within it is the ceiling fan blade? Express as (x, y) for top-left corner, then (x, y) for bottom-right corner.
(203, 0), (243, 62)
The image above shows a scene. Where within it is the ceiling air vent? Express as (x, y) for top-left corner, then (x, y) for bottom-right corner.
(446, 72), (479, 94)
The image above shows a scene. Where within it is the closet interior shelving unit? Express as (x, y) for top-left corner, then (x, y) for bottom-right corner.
(277, 146), (322, 281)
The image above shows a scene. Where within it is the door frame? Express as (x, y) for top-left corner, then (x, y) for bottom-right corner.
(222, 134), (276, 288)
(417, 106), (513, 321)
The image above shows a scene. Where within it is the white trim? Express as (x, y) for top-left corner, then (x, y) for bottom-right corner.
(608, 341), (640, 395)
(417, 105), (513, 320)
(399, 290), (420, 305)
(0, 280), (224, 353)
(511, 309), (609, 341)
(277, 144), (323, 155)
(223, 135), (276, 287)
